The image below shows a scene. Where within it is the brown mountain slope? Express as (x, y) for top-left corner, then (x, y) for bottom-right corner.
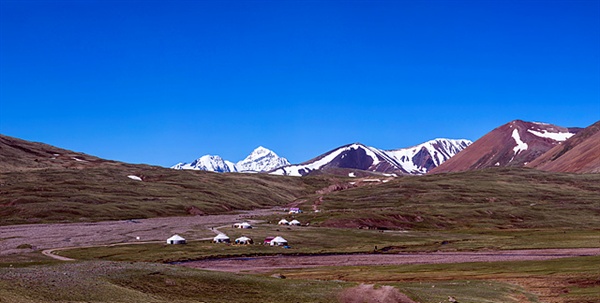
(527, 121), (600, 173)
(0, 134), (135, 172)
(430, 120), (581, 174)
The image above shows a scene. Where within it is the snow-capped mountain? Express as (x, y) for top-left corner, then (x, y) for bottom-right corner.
(385, 139), (472, 174)
(171, 155), (237, 172)
(236, 146), (290, 172)
(171, 147), (289, 173)
(431, 120), (582, 174)
(270, 143), (405, 177)
(269, 139), (470, 177)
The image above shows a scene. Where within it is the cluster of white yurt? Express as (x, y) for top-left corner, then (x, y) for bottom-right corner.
(213, 233), (230, 243)
(278, 219), (289, 225)
(278, 219), (301, 226)
(166, 234), (186, 245)
(233, 222), (253, 229)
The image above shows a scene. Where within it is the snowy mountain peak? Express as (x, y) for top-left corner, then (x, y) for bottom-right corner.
(236, 147), (290, 172)
(384, 138), (472, 175)
(171, 147), (290, 173)
(171, 155), (237, 172)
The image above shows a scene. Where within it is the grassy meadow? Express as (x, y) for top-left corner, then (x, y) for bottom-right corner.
(1, 167), (599, 302)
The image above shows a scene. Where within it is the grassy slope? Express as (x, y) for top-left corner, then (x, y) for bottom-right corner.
(0, 167), (331, 225)
(2, 167), (599, 302)
(0, 261), (344, 303)
(275, 255), (600, 303)
(304, 168), (600, 230)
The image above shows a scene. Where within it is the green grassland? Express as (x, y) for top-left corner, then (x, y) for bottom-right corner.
(1, 167), (599, 302)
(302, 168), (600, 230)
(0, 261), (345, 303)
(0, 167), (331, 225)
(59, 224), (600, 263)
(273, 255), (600, 303)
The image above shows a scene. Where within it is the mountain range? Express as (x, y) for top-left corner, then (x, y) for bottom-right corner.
(270, 139), (472, 176)
(172, 146), (290, 173)
(1, 119), (598, 176)
(173, 139), (472, 176)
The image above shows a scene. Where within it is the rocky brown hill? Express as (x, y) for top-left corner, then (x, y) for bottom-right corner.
(527, 121), (600, 173)
(430, 120), (581, 174)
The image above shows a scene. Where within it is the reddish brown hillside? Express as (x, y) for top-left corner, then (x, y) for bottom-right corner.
(527, 121), (600, 173)
(0, 134), (131, 172)
(430, 120), (581, 174)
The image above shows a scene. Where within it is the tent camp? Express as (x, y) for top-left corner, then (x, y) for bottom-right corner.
(166, 234), (186, 245)
(213, 233), (230, 243)
(234, 236), (253, 245)
(233, 222), (253, 229)
(289, 219), (301, 226)
(289, 207), (303, 214)
(269, 236), (288, 246)
(278, 219), (289, 225)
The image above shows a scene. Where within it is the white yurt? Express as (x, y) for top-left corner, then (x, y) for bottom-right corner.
(289, 219), (301, 226)
(278, 219), (289, 225)
(166, 234), (186, 245)
(213, 233), (230, 243)
(234, 236), (253, 245)
(233, 222), (253, 229)
(269, 236), (288, 246)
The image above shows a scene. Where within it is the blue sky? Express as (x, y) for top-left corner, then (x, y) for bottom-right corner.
(1, 0), (599, 167)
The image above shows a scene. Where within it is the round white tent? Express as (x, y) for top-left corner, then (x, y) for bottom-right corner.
(166, 234), (186, 245)
(269, 236), (288, 246)
(213, 233), (230, 243)
(234, 236), (253, 245)
(233, 222), (253, 229)
(289, 219), (301, 226)
(278, 219), (289, 225)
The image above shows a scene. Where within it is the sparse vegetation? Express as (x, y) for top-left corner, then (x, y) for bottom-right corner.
(1, 167), (599, 302)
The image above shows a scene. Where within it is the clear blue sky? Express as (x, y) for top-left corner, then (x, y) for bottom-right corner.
(1, 0), (599, 167)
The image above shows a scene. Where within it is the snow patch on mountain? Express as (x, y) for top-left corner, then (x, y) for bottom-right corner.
(512, 129), (528, 155)
(527, 129), (574, 141)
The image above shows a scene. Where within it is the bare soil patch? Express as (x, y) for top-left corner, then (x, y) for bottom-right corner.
(338, 284), (418, 303)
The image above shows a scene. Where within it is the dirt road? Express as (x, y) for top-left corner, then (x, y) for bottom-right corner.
(180, 248), (600, 273)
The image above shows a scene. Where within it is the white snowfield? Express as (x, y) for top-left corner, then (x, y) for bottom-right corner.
(512, 129), (529, 155)
(127, 175), (142, 181)
(527, 129), (574, 142)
